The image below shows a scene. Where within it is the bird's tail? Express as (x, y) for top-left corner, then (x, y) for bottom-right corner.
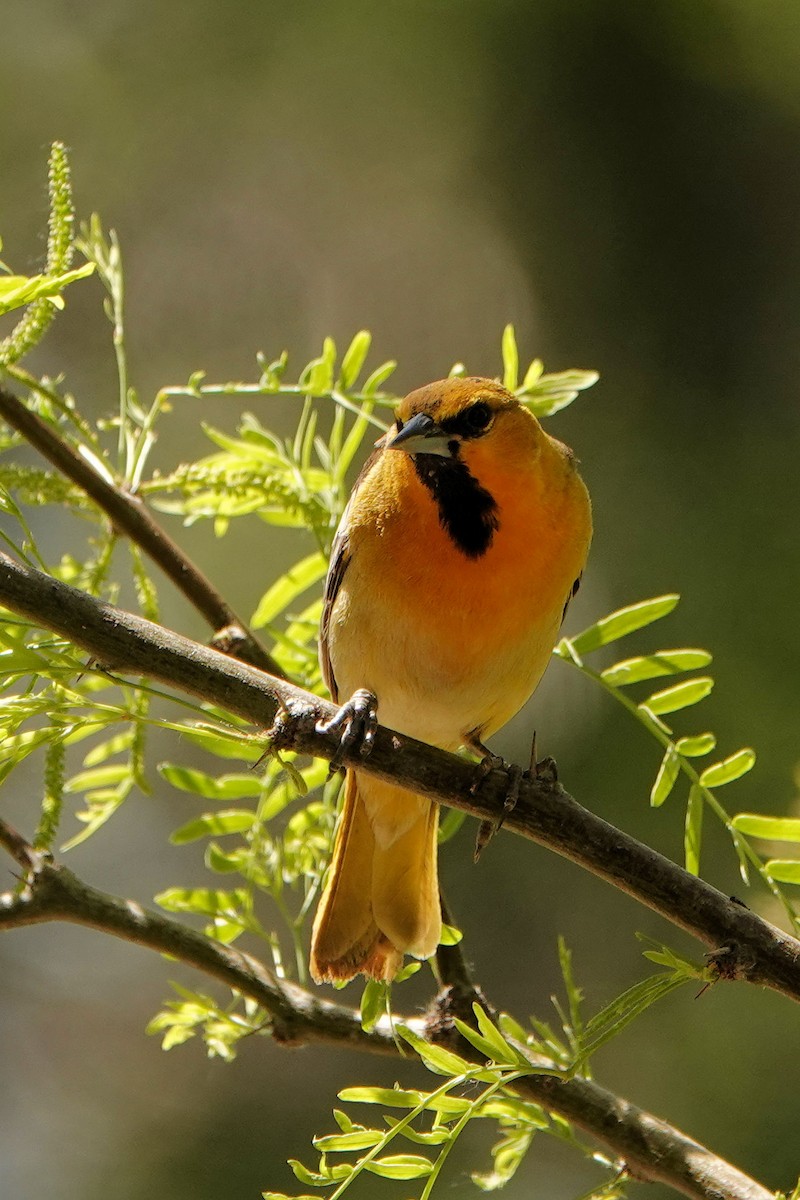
(309, 771), (441, 983)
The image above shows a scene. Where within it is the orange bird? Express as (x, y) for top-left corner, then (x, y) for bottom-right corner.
(310, 376), (592, 983)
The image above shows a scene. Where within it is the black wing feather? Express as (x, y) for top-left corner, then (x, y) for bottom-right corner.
(319, 448), (383, 702)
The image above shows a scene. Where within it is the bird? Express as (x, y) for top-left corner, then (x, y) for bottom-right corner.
(309, 375), (592, 984)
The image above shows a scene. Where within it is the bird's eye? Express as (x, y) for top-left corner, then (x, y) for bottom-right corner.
(465, 401), (492, 432)
(395, 416), (404, 433)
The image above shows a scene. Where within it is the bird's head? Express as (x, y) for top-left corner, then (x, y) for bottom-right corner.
(379, 377), (544, 479)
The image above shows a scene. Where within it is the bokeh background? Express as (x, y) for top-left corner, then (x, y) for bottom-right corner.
(2, 2), (800, 1197)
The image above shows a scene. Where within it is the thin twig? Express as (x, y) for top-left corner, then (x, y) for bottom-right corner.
(0, 385), (283, 675)
(0, 551), (798, 1007)
(0, 816), (39, 870)
(0, 817), (771, 1200)
(435, 892), (483, 1002)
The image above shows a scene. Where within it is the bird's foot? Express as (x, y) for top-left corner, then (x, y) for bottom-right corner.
(466, 734), (524, 862)
(527, 729), (558, 785)
(469, 732), (559, 861)
(316, 688), (379, 777)
(473, 758), (523, 862)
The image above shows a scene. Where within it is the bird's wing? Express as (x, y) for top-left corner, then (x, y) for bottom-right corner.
(561, 572), (583, 625)
(319, 518), (350, 704)
(320, 448), (385, 702)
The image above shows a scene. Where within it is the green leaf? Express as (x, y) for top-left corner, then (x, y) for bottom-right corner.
(568, 594), (680, 656)
(301, 336), (337, 394)
(501, 324), (518, 391)
(381, 1117), (449, 1146)
(453, 1018), (502, 1064)
(82, 729), (135, 766)
(472, 1127), (533, 1192)
(393, 961), (422, 983)
(580, 970), (689, 1059)
(363, 359), (397, 395)
(339, 1086), (471, 1116)
(313, 1130), (383, 1152)
(332, 1109), (356, 1133)
(64, 764), (130, 792)
(0, 263), (94, 316)
(643, 677), (713, 716)
(733, 814), (800, 842)
(519, 366), (600, 417)
(601, 648), (711, 687)
(334, 397), (378, 483)
(360, 979), (388, 1032)
(0, 726), (58, 785)
(699, 748), (756, 788)
(438, 923), (463, 946)
(766, 860), (800, 885)
(455, 1004), (521, 1066)
(675, 732), (717, 758)
(251, 551), (327, 628)
(521, 357), (543, 390)
(263, 1193), (318, 1200)
(650, 745), (681, 807)
(684, 784), (703, 875)
(437, 807), (467, 844)
(170, 810), (256, 844)
(205, 842), (246, 873)
(180, 724), (254, 760)
(395, 1025), (472, 1076)
(339, 1086), (425, 1108)
(288, 1159), (336, 1187)
(155, 887), (247, 915)
(338, 330), (372, 388)
(498, 1013), (531, 1046)
(158, 764), (262, 800)
(364, 1154), (432, 1180)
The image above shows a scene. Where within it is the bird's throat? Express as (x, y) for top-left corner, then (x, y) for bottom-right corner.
(412, 455), (499, 558)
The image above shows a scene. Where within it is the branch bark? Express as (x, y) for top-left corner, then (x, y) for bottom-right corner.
(0, 817), (773, 1200)
(0, 385), (283, 675)
(0, 549), (798, 1006)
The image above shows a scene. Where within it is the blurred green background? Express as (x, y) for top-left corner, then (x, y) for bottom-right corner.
(2, 2), (800, 1197)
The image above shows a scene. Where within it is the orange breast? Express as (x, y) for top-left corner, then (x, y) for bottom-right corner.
(327, 425), (591, 748)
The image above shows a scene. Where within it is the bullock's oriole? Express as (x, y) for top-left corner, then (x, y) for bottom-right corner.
(310, 376), (592, 983)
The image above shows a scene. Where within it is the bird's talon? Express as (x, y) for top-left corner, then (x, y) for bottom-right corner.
(503, 763), (523, 814)
(474, 818), (495, 862)
(472, 757), (524, 859)
(316, 688), (378, 775)
(468, 751), (503, 796)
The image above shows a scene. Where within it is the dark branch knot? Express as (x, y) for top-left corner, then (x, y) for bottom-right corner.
(705, 941), (757, 982)
(266, 698), (321, 754)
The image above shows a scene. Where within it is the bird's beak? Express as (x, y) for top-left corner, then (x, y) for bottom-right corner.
(380, 412), (452, 458)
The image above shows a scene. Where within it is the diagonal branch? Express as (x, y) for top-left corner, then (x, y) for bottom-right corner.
(0, 384), (283, 675)
(0, 818), (389, 1053)
(0, 548), (799, 1007)
(0, 815), (772, 1200)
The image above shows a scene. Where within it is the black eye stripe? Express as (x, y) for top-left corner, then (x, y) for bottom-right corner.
(439, 401), (494, 438)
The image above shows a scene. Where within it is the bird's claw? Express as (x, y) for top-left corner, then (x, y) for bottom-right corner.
(316, 688), (379, 777)
(468, 751), (505, 796)
(472, 757), (524, 862)
(470, 737), (560, 861)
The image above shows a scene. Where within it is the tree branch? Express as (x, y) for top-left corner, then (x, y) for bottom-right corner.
(0, 819), (390, 1053)
(0, 385), (283, 675)
(507, 1060), (771, 1200)
(0, 815), (772, 1200)
(0, 548), (799, 1009)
